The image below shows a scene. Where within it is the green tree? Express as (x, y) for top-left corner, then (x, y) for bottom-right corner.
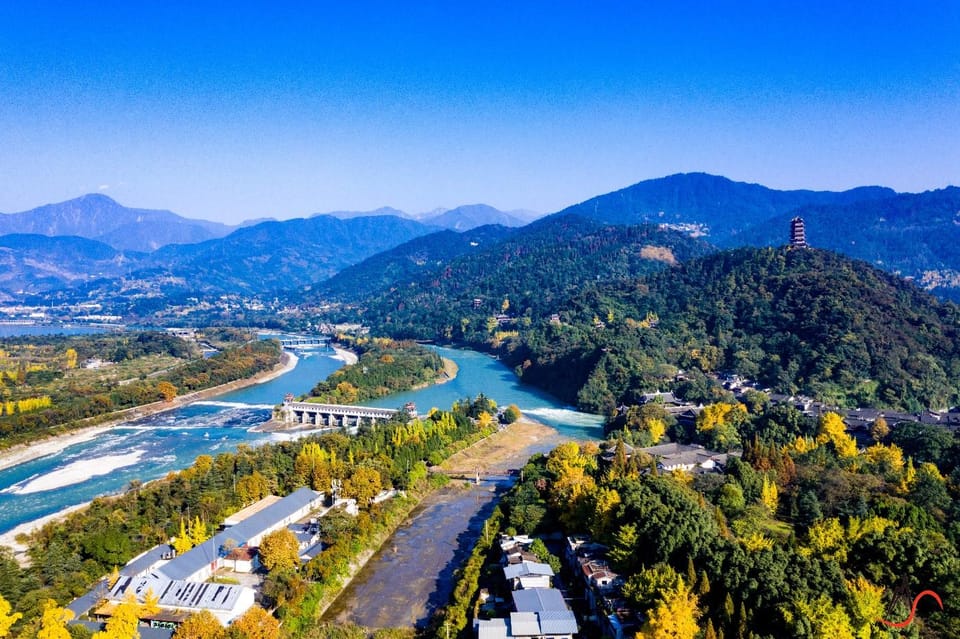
(528, 539), (562, 575)
(501, 405), (521, 424)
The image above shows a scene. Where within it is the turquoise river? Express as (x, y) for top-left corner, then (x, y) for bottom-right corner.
(0, 342), (602, 534)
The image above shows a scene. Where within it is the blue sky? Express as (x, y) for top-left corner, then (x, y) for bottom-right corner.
(0, 1), (957, 223)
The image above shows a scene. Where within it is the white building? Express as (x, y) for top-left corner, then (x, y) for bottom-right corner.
(502, 561), (554, 590)
(104, 573), (255, 626)
(157, 487), (324, 582)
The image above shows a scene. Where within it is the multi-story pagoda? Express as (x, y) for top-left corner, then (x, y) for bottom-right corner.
(790, 216), (807, 248)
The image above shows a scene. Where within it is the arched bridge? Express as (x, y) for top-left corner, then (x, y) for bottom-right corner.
(279, 401), (398, 429)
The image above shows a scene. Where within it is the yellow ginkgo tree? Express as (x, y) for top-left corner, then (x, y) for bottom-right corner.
(0, 594), (22, 638)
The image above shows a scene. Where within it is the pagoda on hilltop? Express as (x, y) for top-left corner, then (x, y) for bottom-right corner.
(790, 216), (808, 248)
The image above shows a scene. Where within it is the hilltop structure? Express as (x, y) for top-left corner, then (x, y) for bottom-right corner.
(790, 216), (807, 247)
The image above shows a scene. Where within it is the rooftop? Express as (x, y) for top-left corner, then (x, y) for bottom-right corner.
(222, 495), (283, 526)
(513, 587), (568, 613)
(111, 573), (249, 612)
(158, 486), (322, 580)
(504, 561), (554, 580)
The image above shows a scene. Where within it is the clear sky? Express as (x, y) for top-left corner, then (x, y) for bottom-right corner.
(0, 1), (957, 224)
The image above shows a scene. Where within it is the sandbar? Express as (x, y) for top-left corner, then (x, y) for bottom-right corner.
(6, 450), (146, 495)
(0, 350), (297, 474)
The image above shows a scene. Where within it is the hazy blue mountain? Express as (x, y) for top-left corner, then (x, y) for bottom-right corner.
(506, 208), (543, 223)
(132, 214), (439, 294)
(730, 187), (960, 299)
(319, 206), (411, 220)
(0, 194), (234, 252)
(317, 204), (531, 230)
(551, 173), (895, 242)
(0, 234), (141, 298)
(314, 224), (517, 300)
(420, 204), (529, 230)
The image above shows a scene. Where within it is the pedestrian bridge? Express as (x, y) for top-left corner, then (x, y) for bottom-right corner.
(278, 400), (398, 428)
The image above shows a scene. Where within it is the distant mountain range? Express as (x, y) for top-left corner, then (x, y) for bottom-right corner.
(728, 187), (960, 298)
(548, 173), (960, 298)
(0, 234), (136, 302)
(0, 194), (234, 252)
(321, 203), (535, 230)
(552, 172), (896, 243)
(2, 174), (960, 305)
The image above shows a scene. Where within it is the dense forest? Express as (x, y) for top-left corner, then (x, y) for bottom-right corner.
(306, 338), (445, 405)
(0, 334), (282, 445)
(330, 216), (713, 343)
(313, 225), (515, 302)
(0, 395), (502, 638)
(498, 405), (960, 637)
(499, 247), (960, 413)
(731, 187), (960, 301)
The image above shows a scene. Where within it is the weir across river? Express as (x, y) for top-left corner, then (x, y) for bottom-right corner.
(278, 400), (399, 428)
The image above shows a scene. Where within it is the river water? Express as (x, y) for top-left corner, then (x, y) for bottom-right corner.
(0, 342), (601, 535)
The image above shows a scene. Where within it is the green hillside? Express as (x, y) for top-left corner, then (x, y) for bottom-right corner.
(730, 187), (960, 300)
(501, 247), (960, 412)
(336, 215), (714, 342)
(313, 224), (515, 301)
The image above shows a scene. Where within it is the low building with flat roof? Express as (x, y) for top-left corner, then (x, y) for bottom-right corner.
(102, 573), (255, 626)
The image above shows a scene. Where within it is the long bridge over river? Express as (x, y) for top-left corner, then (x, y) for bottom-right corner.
(277, 335), (329, 349)
(278, 400), (399, 429)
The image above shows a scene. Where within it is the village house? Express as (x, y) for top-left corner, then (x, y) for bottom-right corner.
(640, 442), (729, 473)
(156, 487), (325, 582)
(503, 561), (555, 590)
(565, 536), (637, 639)
(477, 537), (578, 639)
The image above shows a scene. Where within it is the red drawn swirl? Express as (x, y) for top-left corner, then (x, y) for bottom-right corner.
(878, 590), (943, 628)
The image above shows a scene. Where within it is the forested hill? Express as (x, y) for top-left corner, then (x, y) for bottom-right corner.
(313, 224), (516, 301)
(335, 215), (714, 342)
(503, 246), (960, 413)
(551, 173), (894, 242)
(730, 187), (960, 300)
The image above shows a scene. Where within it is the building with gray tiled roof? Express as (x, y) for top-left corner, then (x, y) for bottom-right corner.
(157, 487), (323, 582)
